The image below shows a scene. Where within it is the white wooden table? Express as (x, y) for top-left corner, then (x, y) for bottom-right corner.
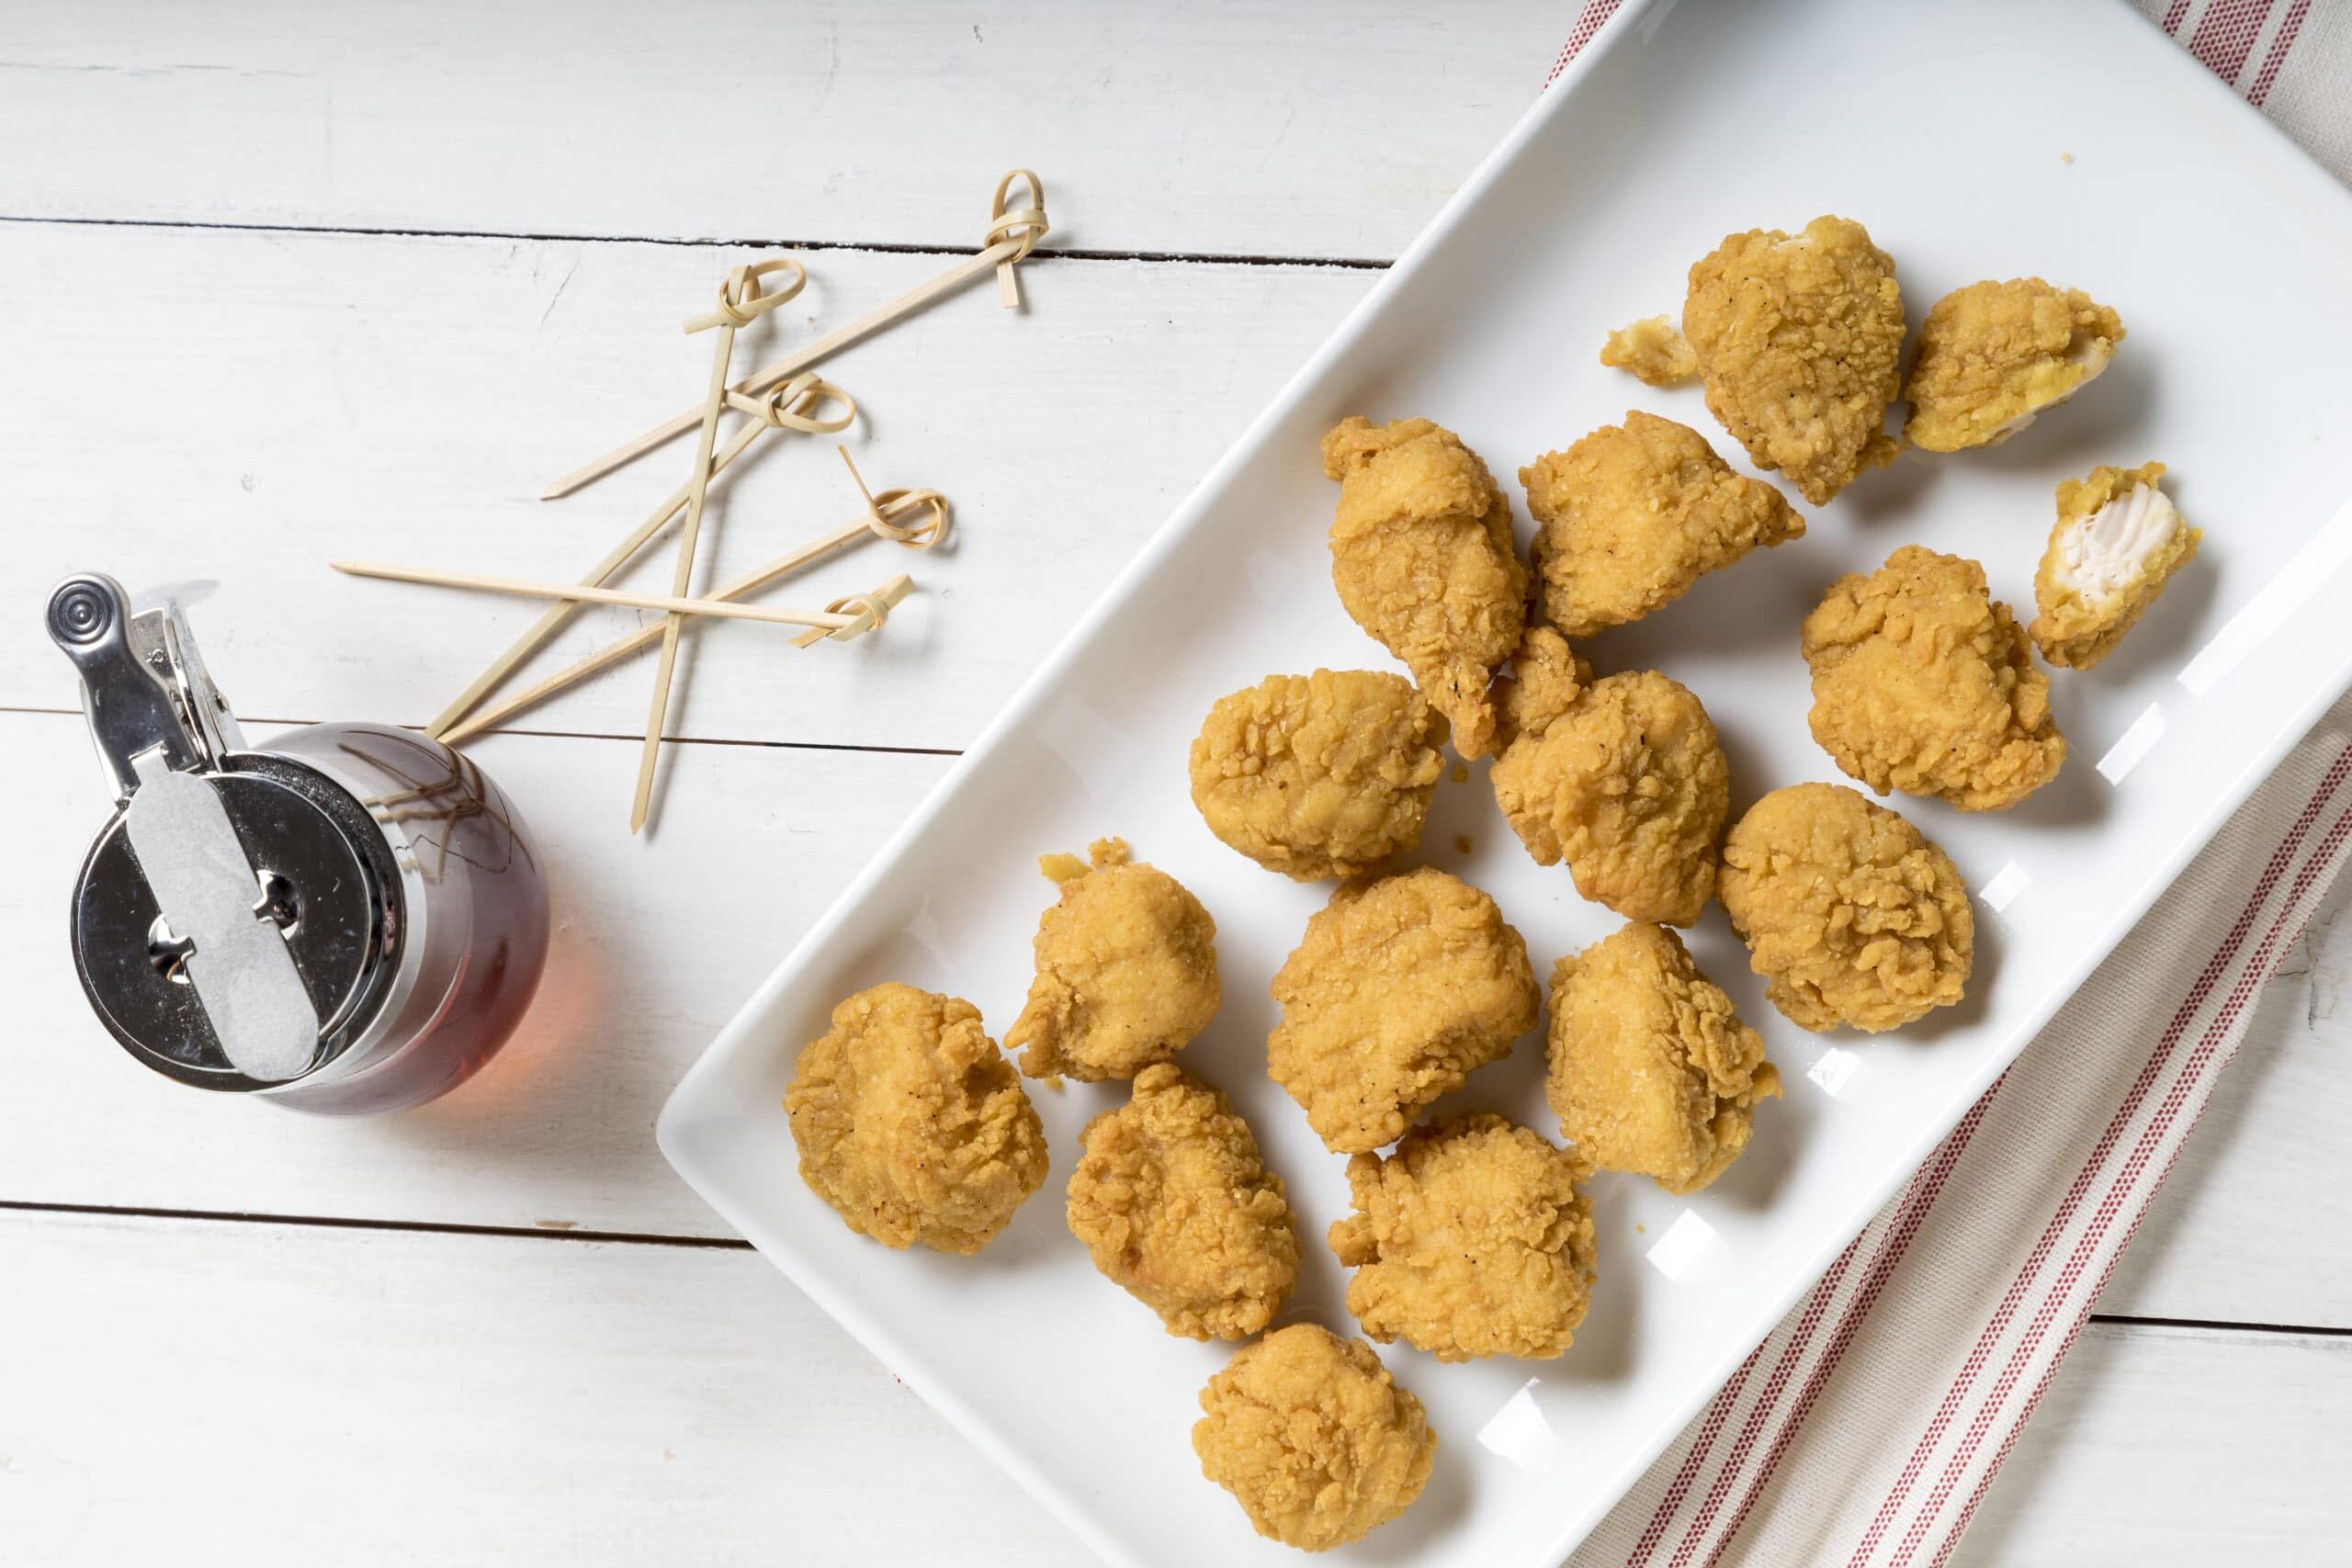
(3, 6), (2347, 1562)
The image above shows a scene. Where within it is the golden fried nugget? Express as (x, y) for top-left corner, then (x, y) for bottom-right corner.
(1683, 215), (1905, 505)
(1804, 546), (2066, 811)
(1189, 670), (1446, 881)
(1321, 416), (1529, 759)
(1066, 1063), (1298, 1339)
(1270, 867), (1541, 1154)
(1718, 784), (1972, 1032)
(1546, 922), (1780, 1192)
(1904, 278), (2124, 453)
(783, 982), (1047, 1253)
(1329, 1112), (1597, 1361)
(1600, 316), (1699, 386)
(1193, 1324), (1436, 1552)
(1492, 652), (1730, 926)
(2031, 461), (2200, 670)
(1006, 839), (1219, 1082)
(1522, 412), (1804, 637)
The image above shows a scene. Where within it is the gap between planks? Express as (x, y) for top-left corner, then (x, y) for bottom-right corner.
(7, 1198), (2352, 1346)
(0, 704), (963, 760)
(0, 1197), (753, 1252)
(0, 209), (1395, 272)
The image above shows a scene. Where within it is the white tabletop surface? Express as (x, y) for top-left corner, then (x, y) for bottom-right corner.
(2, 5), (2347, 1563)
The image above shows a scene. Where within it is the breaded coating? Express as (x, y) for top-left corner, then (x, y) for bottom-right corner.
(1683, 215), (1905, 505)
(1494, 623), (1591, 747)
(1904, 278), (2124, 453)
(1188, 670), (1446, 881)
(1804, 546), (2066, 811)
(1522, 412), (1804, 637)
(1321, 416), (1529, 759)
(783, 982), (1047, 1253)
(1718, 784), (1973, 1033)
(1329, 1112), (1597, 1361)
(1546, 922), (1781, 1192)
(1006, 839), (1220, 1082)
(1270, 867), (1541, 1154)
(1600, 315), (1699, 386)
(1491, 654), (1730, 926)
(1193, 1324), (1436, 1552)
(1066, 1063), (1298, 1340)
(2031, 461), (2200, 670)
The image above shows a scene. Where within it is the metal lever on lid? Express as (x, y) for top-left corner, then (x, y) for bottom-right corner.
(47, 573), (245, 804)
(48, 572), (318, 1083)
(49, 573), (204, 803)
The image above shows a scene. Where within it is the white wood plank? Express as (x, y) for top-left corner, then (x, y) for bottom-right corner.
(0, 1209), (1089, 1567)
(0, 1209), (2339, 1567)
(1950, 1321), (2352, 1567)
(0, 220), (1367, 752)
(0, 0), (1567, 259)
(0, 708), (945, 1240)
(2096, 878), (2352, 1328)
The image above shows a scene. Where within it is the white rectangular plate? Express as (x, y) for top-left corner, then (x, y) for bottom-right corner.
(659, 1), (2352, 1562)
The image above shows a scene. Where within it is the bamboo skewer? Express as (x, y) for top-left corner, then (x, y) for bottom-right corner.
(437, 457), (947, 747)
(333, 559), (874, 630)
(539, 169), (1046, 501)
(630, 261), (800, 833)
(423, 370), (856, 740)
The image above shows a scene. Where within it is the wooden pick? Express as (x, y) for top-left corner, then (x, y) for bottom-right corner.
(539, 170), (1046, 501)
(424, 370), (856, 739)
(332, 560), (866, 630)
(631, 260), (801, 833)
(436, 467), (945, 747)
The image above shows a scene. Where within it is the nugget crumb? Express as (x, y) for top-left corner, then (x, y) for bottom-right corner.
(1600, 315), (1699, 386)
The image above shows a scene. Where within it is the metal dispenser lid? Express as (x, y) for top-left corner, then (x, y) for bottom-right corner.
(49, 575), (406, 1091)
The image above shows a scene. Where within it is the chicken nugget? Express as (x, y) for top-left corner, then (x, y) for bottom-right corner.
(1522, 412), (1804, 637)
(1329, 1111), (1598, 1361)
(1321, 416), (1529, 758)
(1546, 922), (1780, 1192)
(1804, 545), (2065, 810)
(1683, 215), (1905, 504)
(1006, 839), (1219, 1082)
(1600, 316), (1699, 386)
(2030, 461), (2199, 670)
(1188, 670), (1446, 881)
(1491, 656), (1730, 926)
(1067, 1063), (1297, 1339)
(1718, 784), (1972, 1032)
(1904, 278), (2124, 453)
(1270, 867), (1540, 1154)
(784, 982), (1047, 1253)
(1193, 1324), (1436, 1552)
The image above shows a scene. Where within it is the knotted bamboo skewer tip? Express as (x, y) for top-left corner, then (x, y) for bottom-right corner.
(986, 168), (1049, 309)
(539, 167), (1048, 501)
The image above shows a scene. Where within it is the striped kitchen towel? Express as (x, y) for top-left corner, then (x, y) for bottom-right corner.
(1550, 3), (2352, 1563)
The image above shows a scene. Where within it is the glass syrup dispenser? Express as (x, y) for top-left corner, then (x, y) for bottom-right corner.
(47, 572), (550, 1113)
